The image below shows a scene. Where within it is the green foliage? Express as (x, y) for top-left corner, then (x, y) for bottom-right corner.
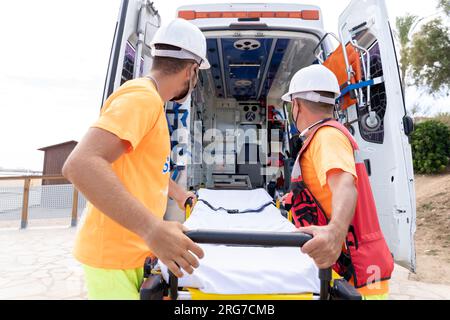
(409, 18), (450, 95)
(411, 120), (450, 174)
(438, 0), (450, 16)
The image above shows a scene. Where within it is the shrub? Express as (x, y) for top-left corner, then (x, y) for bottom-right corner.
(411, 120), (450, 174)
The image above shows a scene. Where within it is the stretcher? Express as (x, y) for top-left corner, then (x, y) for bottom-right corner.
(140, 189), (361, 300)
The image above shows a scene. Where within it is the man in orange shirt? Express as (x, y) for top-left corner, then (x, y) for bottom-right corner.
(63, 19), (210, 300)
(282, 65), (389, 299)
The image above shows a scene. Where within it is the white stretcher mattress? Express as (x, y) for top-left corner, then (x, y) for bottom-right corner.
(159, 189), (320, 295)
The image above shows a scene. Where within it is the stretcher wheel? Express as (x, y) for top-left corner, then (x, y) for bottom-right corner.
(140, 274), (165, 300)
(330, 279), (362, 300)
(144, 257), (153, 278)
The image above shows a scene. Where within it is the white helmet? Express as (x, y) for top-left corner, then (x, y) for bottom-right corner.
(151, 18), (210, 70)
(282, 64), (340, 104)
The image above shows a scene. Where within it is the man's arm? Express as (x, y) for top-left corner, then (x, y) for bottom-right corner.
(63, 128), (204, 277)
(297, 171), (357, 269)
(168, 179), (196, 210)
(327, 171), (358, 238)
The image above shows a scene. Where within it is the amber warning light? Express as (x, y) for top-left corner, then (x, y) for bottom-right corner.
(178, 10), (320, 21)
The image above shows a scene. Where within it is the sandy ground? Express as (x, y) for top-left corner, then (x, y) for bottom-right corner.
(410, 173), (450, 285)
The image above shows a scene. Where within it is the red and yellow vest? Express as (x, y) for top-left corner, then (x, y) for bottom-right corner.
(288, 120), (394, 290)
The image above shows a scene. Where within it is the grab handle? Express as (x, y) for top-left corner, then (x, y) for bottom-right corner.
(184, 197), (196, 220)
(184, 230), (313, 248)
(184, 197), (195, 208)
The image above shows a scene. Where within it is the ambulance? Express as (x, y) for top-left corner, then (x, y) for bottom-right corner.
(101, 0), (417, 272)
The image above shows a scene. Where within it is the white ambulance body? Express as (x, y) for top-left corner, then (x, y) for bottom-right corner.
(102, 0), (417, 272)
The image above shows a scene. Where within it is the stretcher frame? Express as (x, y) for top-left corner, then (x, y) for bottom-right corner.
(140, 200), (362, 301)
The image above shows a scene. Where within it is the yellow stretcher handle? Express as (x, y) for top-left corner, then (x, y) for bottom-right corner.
(185, 197), (195, 220)
(288, 210), (293, 223)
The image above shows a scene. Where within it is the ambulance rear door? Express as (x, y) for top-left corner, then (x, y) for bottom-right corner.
(338, 0), (416, 271)
(102, 0), (161, 104)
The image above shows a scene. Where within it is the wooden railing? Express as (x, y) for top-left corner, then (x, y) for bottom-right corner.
(0, 175), (81, 229)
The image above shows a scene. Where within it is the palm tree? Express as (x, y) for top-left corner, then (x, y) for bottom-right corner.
(395, 14), (419, 91)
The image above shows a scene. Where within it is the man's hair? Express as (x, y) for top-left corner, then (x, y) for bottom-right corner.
(152, 44), (197, 74)
(295, 91), (336, 115)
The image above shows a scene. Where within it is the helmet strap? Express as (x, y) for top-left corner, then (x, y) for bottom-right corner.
(292, 91), (336, 106)
(152, 48), (203, 65)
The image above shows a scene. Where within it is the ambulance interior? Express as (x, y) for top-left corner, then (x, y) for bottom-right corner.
(187, 29), (387, 196)
(188, 31), (310, 193)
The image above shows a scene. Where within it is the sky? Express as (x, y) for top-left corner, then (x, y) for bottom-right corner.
(0, 0), (448, 171)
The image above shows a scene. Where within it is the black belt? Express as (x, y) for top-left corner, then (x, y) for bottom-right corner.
(197, 199), (275, 214)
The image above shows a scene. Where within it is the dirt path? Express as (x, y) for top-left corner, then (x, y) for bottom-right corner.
(410, 173), (450, 285)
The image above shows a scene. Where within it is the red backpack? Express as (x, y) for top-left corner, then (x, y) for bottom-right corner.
(288, 120), (394, 289)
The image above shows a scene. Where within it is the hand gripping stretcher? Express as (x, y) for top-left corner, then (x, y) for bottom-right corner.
(140, 189), (361, 300)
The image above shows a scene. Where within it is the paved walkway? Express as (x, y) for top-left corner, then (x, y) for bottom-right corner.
(1, 227), (449, 300)
(0, 228), (87, 300)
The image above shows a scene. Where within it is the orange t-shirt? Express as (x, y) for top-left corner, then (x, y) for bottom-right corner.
(74, 78), (171, 270)
(300, 126), (357, 218)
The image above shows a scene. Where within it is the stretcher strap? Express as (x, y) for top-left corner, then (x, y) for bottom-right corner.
(197, 199), (275, 215)
(337, 76), (384, 101)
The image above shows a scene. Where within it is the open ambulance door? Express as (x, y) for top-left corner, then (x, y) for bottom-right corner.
(102, 0), (161, 104)
(336, 0), (416, 271)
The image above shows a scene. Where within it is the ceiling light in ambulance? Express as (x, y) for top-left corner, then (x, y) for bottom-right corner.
(234, 39), (261, 51)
